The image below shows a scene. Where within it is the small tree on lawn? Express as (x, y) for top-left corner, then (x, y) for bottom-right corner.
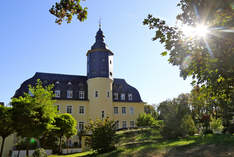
(85, 117), (116, 153)
(53, 113), (77, 154)
(0, 106), (14, 157)
(137, 113), (161, 128)
(11, 79), (57, 157)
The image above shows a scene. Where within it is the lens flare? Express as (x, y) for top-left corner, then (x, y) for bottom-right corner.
(181, 24), (209, 38)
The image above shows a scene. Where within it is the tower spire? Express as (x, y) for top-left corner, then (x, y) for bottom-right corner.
(99, 18), (102, 29)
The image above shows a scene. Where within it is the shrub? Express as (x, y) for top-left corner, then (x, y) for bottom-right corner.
(160, 114), (197, 138)
(210, 117), (224, 134)
(85, 117), (116, 153)
(136, 113), (161, 128)
(32, 148), (47, 157)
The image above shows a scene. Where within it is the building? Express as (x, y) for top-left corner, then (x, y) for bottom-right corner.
(7, 28), (144, 153)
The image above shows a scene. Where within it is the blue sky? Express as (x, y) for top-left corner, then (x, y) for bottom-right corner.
(0, 0), (192, 105)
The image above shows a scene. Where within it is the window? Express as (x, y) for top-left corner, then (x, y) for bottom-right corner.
(55, 90), (60, 98)
(114, 107), (118, 114)
(67, 90), (73, 98)
(129, 107), (134, 115)
(79, 106), (85, 114)
(122, 107), (126, 115)
(56, 105), (60, 112)
(67, 105), (72, 114)
(130, 121), (135, 128)
(121, 93), (125, 100)
(122, 121), (127, 128)
(101, 111), (105, 119)
(115, 121), (119, 129)
(128, 93), (132, 101)
(114, 93), (118, 100)
(79, 91), (85, 99)
(79, 122), (84, 131)
(67, 81), (72, 85)
(107, 91), (110, 98)
(95, 91), (99, 98)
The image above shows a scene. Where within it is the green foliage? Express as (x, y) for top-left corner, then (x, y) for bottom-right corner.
(49, 0), (88, 24)
(144, 104), (159, 120)
(0, 106), (14, 157)
(32, 148), (47, 157)
(159, 94), (197, 138)
(11, 79), (57, 156)
(181, 115), (197, 136)
(39, 131), (59, 153)
(53, 113), (77, 153)
(136, 113), (161, 128)
(210, 117), (224, 133)
(144, 0), (234, 130)
(11, 79), (57, 139)
(15, 138), (38, 150)
(85, 117), (116, 153)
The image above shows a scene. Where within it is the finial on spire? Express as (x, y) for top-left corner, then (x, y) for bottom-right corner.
(99, 18), (102, 29)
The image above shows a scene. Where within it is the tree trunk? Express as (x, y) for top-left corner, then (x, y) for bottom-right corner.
(67, 139), (69, 154)
(26, 144), (29, 157)
(17, 150), (20, 157)
(0, 136), (6, 157)
(59, 136), (62, 154)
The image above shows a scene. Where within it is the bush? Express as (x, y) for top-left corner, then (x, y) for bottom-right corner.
(136, 113), (162, 128)
(85, 117), (116, 153)
(32, 148), (47, 157)
(161, 114), (197, 138)
(210, 117), (224, 134)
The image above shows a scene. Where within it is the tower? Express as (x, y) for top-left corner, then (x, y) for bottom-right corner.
(87, 28), (114, 120)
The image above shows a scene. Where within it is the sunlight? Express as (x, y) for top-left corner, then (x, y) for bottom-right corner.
(181, 24), (209, 38)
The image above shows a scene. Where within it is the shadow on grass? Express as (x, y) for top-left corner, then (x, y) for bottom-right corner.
(164, 144), (234, 157)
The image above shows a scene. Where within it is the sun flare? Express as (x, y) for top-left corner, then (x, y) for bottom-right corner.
(181, 24), (209, 38)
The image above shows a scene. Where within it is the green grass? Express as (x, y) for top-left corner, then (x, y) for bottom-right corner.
(49, 128), (234, 157)
(49, 151), (93, 157)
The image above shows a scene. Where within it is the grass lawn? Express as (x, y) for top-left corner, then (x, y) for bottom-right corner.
(49, 128), (234, 157)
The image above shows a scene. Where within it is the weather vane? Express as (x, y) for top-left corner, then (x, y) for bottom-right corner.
(99, 18), (102, 29)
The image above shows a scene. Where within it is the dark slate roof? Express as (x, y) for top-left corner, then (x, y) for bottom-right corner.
(14, 72), (142, 102)
(91, 28), (107, 50)
(14, 72), (88, 101)
(113, 79), (142, 102)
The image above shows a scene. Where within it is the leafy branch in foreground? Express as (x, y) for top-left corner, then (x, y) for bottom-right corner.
(144, 0), (234, 131)
(49, 0), (88, 24)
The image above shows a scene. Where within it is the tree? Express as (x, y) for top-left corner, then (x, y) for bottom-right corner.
(85, 117), (116, 153)
(158, 94), (197, 138)
(11, 79), (57, 156)
(53, 113), (77, 154)
(0, 106), (14, 157)
(144, 0), (234, 130)
(49, 0), (88, 24)
(144, 104), (159, 120)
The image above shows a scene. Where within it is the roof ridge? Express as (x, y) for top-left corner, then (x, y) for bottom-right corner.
(35, 72), (87, 77)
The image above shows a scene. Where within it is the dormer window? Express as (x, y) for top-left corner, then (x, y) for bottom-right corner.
(121, 93), (125, 100)
(55, 90), (60, 98)
(55, 81), (60, 84)
(67, 90), (73, 98)
(79, 91), (85, 99)
(128, 93), (133, 101)
(114, 93), (118, 100)
(67, 82), (72, 85)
